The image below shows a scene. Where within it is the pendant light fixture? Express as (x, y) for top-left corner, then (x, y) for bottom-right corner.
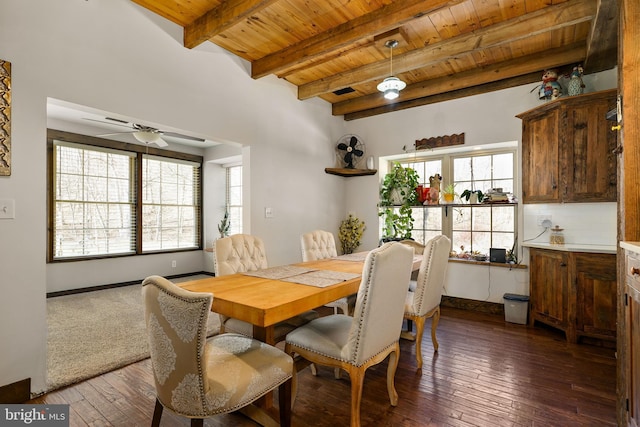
(377, 39), (406, 100)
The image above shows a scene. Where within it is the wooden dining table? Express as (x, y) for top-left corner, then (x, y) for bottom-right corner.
(178, 251), (422, 426)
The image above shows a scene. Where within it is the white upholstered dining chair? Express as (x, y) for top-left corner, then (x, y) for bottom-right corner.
(141, 275), (293, 427)
(213, 233), (318, 341)
(285, 242), (414, 427)
(401, 235), (451, 369)
(300, 230), (352, 315)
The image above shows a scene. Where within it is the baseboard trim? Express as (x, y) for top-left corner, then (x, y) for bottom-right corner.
(0, 378), (30, 404)
(441, 296), (504, 315)
(46, 271), (215, 298)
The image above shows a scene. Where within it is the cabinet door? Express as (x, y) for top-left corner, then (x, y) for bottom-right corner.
(628, 283), (640, 427)
(564, 94), (618, 202)
(529, 249), (570, 335)
(573, 252), (617, 341)
(521, 110), (561, 203)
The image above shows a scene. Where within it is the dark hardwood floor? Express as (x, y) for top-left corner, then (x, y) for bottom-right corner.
(30, 307), (616, 426)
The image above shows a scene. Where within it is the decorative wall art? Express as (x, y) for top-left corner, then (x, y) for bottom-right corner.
(0, 59), (10, 176)
(415, 133), (465, 151)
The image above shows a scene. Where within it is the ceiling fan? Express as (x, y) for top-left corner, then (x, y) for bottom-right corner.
(85, 117), (205, 147)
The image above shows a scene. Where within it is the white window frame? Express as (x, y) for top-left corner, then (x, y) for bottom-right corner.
(385, 144), (518, 256)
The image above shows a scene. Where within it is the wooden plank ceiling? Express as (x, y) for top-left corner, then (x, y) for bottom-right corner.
(132, 0), (618, 121)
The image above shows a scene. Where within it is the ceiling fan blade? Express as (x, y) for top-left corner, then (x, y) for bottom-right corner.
(154, 138), (169, 147)
(84, 118), (134, 129)
(97, 131), (135, 137)
(337, 143), (348, 151)
(353, 149), (364, 157)
(162, 132), (205, 142)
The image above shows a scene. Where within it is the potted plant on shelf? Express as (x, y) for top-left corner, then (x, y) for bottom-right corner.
(460, 189), (484, 204)
(442, 183), (457, 203)
(379, 162), (420, 241)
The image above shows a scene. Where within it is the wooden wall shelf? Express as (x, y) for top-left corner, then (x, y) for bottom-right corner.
(324, 167), (377, 177)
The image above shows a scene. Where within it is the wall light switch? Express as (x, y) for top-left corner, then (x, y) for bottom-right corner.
(0, 199), (15, 219)
(265, 207), (274, 218)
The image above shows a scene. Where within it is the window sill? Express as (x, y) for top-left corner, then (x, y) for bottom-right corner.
(448, 258), (528, 269)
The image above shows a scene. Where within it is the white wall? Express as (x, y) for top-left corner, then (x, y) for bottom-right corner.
(0, 0), (345, 394)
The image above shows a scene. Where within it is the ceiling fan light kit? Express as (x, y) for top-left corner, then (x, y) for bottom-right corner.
(377, 39), (406, 100)
(133, 130), (162, 144)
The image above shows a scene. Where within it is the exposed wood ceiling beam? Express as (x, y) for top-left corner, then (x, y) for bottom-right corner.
(299, 0), (596, 100)
(250, 0), (466, 79)
(184, 0), (279, 49)
(333, 43), (587, 116)
(344, 72), (543, 121)
(583, 0), (618, 73)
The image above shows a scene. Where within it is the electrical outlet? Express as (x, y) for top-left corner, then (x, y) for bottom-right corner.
(536, 215), (552, 226)
(172, 260), (177, 268)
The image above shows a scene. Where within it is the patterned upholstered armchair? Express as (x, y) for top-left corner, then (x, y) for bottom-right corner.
(141, 275), (293, 427)
(213, 233), (318, 341)
(300, 230), (353, 315)
(285, 242), (414, 427)
(401, 235), (451, 369)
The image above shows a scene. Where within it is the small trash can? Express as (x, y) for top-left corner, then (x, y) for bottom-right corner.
(503, 293), (529, 325)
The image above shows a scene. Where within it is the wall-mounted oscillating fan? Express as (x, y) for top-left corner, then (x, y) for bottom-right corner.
(336, 135), (365, 169)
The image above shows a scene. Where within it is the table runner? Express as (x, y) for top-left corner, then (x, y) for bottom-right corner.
(333, 251), (369, 262)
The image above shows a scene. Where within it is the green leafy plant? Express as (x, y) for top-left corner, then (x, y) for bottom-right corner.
(460, 189), (484, 203)
(338, 214), (366, 254)
(218, 209), (231, 238)
(379, 162), (420, 240)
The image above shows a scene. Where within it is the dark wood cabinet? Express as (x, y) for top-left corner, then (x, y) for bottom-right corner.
(624, 245), (640, 427)
(529, 249), (572, 339)
(529, 248), (616, 344)
(518, 89), (618, 204)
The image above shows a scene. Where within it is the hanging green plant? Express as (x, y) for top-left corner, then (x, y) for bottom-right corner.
(338, 214), (365, 254)
(378, 162), (419, 240)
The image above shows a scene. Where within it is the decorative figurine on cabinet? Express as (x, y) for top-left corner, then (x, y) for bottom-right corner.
(567, 64), (585, 96)
(538, 69), (563, 100)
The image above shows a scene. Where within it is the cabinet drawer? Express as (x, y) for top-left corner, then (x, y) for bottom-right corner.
(627, 250), (640, 292)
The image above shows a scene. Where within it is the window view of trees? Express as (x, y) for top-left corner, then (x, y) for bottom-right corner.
(51, 140), (201, 261)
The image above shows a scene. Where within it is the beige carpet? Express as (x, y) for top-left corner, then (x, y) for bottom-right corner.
(46, 275), (219, 392)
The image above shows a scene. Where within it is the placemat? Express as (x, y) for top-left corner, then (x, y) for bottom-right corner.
(333, 251), (369, 262)
(282, 270), (360, 288)
(242, 265), (315, 280)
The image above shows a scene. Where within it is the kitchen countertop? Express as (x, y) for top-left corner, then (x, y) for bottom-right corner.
(621, 242), (640, 253)
(522, 241), (617, 254)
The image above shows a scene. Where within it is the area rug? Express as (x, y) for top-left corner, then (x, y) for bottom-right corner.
(46, 275), (219, 392)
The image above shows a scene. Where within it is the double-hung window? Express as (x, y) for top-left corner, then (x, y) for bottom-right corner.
(225, 164), (243, 235)
(393, 147), (516, 256)
(48, 130), (202, 261)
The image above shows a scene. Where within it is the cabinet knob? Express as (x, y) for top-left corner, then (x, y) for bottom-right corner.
(560, 262), (567, 267)
(632, 267), (640, 276)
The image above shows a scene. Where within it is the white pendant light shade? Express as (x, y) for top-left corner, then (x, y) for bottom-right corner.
(377, 76), (406, 100)
(378, 39), (406, 100)
(133, 130), (162, 144)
